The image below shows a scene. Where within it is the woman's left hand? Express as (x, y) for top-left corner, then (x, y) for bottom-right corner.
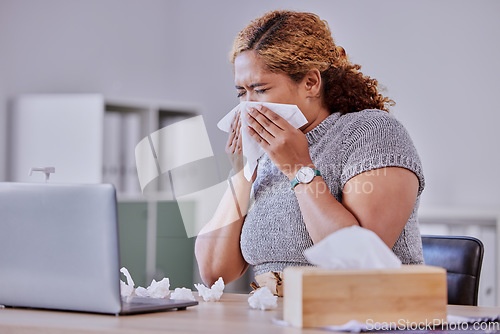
(245, 105), (313, 180)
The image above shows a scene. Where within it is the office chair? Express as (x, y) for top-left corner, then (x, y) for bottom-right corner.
(421, 235), (484, 306)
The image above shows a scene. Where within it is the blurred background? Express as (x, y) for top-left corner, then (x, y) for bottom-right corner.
(1, 0), (499, 303)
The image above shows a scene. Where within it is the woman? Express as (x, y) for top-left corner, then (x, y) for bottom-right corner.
(195, 10), (425, 290)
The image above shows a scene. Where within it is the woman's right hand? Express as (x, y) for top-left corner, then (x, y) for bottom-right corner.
(226, 110), (244, 174)
(225, 111), (257, 182)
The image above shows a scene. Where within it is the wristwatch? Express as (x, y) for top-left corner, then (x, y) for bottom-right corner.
(290, 167), (321, 190)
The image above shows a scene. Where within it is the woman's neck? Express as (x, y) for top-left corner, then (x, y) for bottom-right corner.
(302, 106), (331, 133)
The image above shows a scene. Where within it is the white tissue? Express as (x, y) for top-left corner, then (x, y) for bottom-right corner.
(170, 287), (195, 301)
(147, 278), (171, 298)
(194, 277), (225, 302)
(134, 286), (149, 297)
(217, 102), (308, 181)
(135, 278), (171, 298)
(248, 287), (278, 310)
(120, 267), (170, 298)
(120, 267), (135, 297)
(304, 226), (402, 270)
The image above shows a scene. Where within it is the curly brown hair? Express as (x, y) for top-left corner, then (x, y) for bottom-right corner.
(230, 10), (394, 114)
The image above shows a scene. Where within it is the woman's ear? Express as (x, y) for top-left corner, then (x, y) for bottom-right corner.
(303, 68), (322, 99)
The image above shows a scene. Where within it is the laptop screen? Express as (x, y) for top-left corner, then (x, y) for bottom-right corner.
(0, 182), (122, 314)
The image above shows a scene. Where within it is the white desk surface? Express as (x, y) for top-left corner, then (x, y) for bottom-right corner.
(1, 294), (500, 333)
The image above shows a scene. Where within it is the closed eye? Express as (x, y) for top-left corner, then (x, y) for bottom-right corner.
(235, 83), (269, 98)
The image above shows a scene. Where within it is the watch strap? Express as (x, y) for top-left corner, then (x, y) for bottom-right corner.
(290, 168), (321, 190)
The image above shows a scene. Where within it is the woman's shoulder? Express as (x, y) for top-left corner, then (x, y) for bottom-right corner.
(337, 109), (424, 195)
(309, 109), (408, 145)
(336, 109), (408, 139)
(339, 108), (398, 125)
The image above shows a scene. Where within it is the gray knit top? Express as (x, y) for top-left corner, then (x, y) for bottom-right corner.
(240, 109), (425, 276)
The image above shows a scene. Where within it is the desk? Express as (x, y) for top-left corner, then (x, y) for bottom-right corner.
(1, 294), (500, 334)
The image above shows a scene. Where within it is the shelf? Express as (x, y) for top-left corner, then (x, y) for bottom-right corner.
(103, 98), (199, 197)
(103, 97), (200, 287)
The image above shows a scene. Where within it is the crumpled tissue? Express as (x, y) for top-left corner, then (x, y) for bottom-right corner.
(194, 277), (225, 302)
(217, 101), (308, 181)
(120, 267), (170, 299)
(120, 267), (135, 297)
(170, 287), (195, 301)
(248, 287), (278, 310)
(135, 278), (170, 298)
(303, 226), (402, 269)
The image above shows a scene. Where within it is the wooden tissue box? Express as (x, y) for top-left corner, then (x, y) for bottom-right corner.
(283, 265), (447, 328)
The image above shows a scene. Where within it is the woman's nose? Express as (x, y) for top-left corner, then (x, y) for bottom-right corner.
(241, 93), (257, 102)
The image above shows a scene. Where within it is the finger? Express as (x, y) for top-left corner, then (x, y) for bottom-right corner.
(226, 127), (236, 148)
(226, 112), (238, 141)
(234, 118), (242, 153)
(254, 105), (291, 131)
(246, 108), (277, 142)
(226, 132), (237, 154)
(246, 125), (270, 147)
(226, 111), (241, 149)
(228, 134), (239, 154)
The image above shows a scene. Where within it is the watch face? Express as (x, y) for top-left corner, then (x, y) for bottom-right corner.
(296, 167), (315, 183)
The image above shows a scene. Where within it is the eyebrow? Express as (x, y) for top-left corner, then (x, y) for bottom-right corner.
(235, 83), (268, 89)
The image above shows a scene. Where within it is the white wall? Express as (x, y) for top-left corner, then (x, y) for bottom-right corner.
(1, 0), (500, 211)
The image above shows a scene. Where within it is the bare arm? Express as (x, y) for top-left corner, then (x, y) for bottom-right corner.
(292, 166), (418, 247)
(195, 171), (251, 285)
(194, 111), (253, 286)
(341, 167), (419, 247)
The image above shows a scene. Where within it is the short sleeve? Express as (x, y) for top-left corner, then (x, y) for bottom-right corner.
(340, 110), (425, 196)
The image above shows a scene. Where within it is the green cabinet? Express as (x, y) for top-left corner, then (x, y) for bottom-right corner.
(117, 201), (195, 289)
(156, 201), (195, 289)
(117, 202), (148, 286)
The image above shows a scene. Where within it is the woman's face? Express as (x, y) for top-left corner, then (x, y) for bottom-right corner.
(234, 51), (327, 132)
(234, 51), (302, 106)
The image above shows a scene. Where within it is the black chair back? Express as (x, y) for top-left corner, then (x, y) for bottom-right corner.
(422, 235), (484, 306)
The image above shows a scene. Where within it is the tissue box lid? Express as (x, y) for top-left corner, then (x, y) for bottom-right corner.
(283, 265), (447, 328)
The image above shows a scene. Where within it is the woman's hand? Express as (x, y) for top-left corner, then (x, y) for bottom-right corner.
(225, 110), (244, 174)
(246, 105), (313, 180)
(226, 110), (257, 182)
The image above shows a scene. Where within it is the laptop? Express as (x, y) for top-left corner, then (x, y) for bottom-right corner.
(0, 182), (198, 315)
